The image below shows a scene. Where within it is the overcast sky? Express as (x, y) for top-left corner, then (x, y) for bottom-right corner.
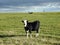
(0, 0), (60, 12)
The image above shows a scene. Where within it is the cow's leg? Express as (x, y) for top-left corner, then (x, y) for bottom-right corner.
(26, 31), (29, 38)
(25, 27), (29, 38)
(36, 30), (39, 37)
(29, 30), (32, 38)
(36, 33), (39, 37)
(30, 33), (32, 38)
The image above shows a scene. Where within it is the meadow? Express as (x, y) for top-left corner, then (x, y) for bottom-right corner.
(0, 12), (60, 45)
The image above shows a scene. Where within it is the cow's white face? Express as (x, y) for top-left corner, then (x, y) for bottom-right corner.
(23, 20), (27, 27)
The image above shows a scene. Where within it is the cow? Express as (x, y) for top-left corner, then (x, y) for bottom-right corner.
(22, 20), (40, 38)
(28, 12), (33, 14)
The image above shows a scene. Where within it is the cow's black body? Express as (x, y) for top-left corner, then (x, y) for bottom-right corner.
(24, 21), (40, 33)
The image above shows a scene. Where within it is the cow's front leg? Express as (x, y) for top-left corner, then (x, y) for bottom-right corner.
(26, 31), (29, 38)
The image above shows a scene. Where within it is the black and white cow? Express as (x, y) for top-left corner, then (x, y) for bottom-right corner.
(22, 20), (40, 38)
(28, 12), (33, 14)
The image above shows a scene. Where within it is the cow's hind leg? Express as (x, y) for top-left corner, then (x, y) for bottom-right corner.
(29, 30), (32, 38)
(36, 33), (39, 37)
(36, 30), (39, 37)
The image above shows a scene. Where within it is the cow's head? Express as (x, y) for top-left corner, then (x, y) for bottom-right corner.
(22, 20), (28, 27)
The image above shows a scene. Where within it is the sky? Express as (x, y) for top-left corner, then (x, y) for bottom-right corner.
(0, 0), (60, 12)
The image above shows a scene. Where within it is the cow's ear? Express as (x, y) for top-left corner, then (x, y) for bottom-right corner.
(22, 20), (24, 23)
(27, 21), (28, 23)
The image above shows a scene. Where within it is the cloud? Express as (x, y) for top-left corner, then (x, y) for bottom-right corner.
(0, 0), (60, 6)
(0, 0), (60, 12)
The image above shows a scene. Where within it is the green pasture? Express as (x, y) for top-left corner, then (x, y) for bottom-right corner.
(0, 12), (60, 45)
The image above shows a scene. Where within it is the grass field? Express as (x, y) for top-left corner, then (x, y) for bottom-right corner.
(0, 12), (60, 45)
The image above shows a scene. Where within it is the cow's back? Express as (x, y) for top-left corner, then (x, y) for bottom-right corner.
(28, 20), (40, 31)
